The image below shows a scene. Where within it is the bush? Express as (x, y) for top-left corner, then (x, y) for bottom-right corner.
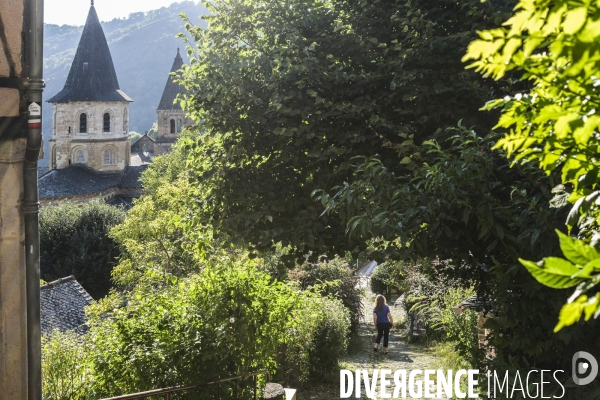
(412, 286), (480, 366)
(282, 294), (350, 385)
(370, 260), (408, 297)
(87, 264), (293, 399)
(40, 200), (126, 299)
(288, 255), (362, 330)
(80, 262), (349, 398)
(42, 330), (93, 400)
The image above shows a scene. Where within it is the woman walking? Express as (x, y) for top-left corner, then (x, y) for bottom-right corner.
(373, 294), (395, 354)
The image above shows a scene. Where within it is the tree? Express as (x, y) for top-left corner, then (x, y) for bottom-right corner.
(317, 127), (600, 394)
(39, 200), (125, 299)
(463, 0), (600, 331)
(176, 0), (510, 261)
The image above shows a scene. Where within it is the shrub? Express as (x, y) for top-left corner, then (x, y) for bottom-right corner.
(83, 262), (349, 398)
(370, 260), (408, 297)
(412, 286), (480, 366)
(87, 264), (292, 399)
(42, 330), (93, 400)
(40, 200), (126, 299)
(288, 255), (362, 330)
(282, 294), (350, 385)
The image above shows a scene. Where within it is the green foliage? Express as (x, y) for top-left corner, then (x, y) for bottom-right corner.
(431, 341), (473, 400)
(88, 264), (295, 398)
(79, 263), (349, 397)
(42, 330), (93, 400)
(288, 255), (362, 330)
(40, 200), (126, 299)
(128, 131), (142, 145)
(282, 294), (350, 384)
(370, 260), (408, 297)
(412, 287), (480, 367)
(176, 0), (509, 260)
(110, 134), (210, 287)
(318, 124), (600, 381)
(463, 0), (600, 330)
(147, 121), (158, 140)
(109, 176), (201, 286)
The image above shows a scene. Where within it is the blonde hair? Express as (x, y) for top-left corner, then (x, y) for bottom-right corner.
(374, 294), (387, 312)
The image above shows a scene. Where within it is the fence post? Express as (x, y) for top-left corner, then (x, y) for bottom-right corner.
(166, 393), (171, 400)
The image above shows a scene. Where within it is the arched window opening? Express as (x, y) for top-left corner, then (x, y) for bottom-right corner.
(176, 119), (182, 133)
(123, 108), (128, 132)
(77, 150), (85, 163)
(79, 113), (87, 133)
(170, 119), (175, 134)
(103, 113), (111, 132)
(68, 126), (71, 134)
(104, 150), (112, 165)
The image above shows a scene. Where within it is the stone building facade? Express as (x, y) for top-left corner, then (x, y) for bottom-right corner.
(155, 48), (193, 155)
(49, 100), (130, 171)
(131, 131), (155, 153)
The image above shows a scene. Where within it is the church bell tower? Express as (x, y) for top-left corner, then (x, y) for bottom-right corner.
(47, 1), (132, 172)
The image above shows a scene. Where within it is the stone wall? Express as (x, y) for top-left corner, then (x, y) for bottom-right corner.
(0, 139), (28, 399)
(49, 101), (131, 171)
(131, 134), (154, 153)
(154, 140), (176, 156)
(478, 313), (496, 359)
(156, 109), (194, 154)
(0, 0), (29, 396)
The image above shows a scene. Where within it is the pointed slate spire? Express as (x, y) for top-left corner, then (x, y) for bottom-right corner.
(48, 4), (132, 103)
(157, 48), (185, 110)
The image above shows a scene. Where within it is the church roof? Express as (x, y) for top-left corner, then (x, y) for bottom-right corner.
(41, 276), (94, 336)
(47, 5), (132, 103)
(157, 48), (185, 110)
(120, 165), (148, 188)
(38, 164), (148, 199)
(39, 165), (123, 198)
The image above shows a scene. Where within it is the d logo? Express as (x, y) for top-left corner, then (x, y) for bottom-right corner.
(573, 351), (598, 386)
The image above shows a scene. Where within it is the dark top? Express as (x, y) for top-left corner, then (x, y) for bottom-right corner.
(373, 305), (391, 323)
(47, 5), (132, 103)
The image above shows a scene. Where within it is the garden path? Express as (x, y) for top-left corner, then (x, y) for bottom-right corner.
(299, 279), (450, 400)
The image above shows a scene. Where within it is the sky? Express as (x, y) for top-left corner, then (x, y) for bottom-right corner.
(45, 0), (191, 25)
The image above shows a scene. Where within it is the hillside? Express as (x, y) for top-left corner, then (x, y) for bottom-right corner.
(41, 1), (208, 166)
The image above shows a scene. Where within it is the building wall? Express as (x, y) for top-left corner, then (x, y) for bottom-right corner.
(155, 109), (193, 155)
(0, 0), (28, 395)
(131, 134), (154, 153)
(0, 139), (28, 399)
(156, 109), (190, 140)
(50, 101), (131, 171)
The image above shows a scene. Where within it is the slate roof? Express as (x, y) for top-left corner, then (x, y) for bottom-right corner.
(120, 165), (148, 188)
(38, 166), (50, 178)
(47, 5), (132, 103)
(39, 165), (123, 198)
(157, 48), (185, 110)
(38, 164), (147, 199)
(41, 276), (94, 335)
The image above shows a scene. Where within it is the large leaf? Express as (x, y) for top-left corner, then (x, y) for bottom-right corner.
(520, 257), (584, 289)
(557, 230), (600, 265)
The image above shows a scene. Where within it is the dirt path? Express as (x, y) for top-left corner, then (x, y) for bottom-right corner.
(299, 281), (449, 399)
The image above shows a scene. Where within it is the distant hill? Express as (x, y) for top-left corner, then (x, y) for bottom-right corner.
(41, 1), (208, 166)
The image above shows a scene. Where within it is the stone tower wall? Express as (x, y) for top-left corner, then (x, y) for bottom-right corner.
(50, 101), (131, 171)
